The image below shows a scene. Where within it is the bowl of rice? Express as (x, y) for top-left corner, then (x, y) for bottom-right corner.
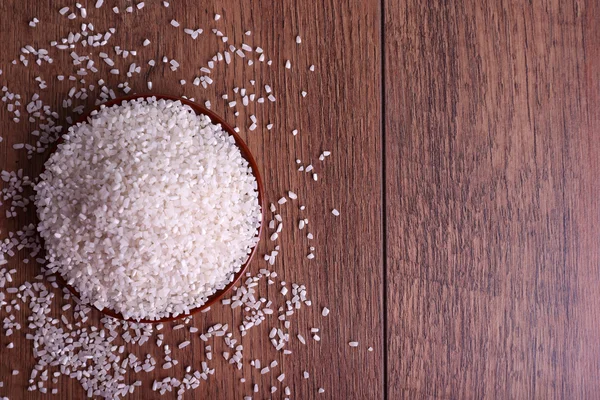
(35, 94), (264, 322)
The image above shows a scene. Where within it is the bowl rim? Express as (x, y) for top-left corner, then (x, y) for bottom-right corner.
(43, 93), (264, 323)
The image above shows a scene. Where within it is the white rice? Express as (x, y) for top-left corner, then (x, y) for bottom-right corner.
(0, 2), (341, 398)
(35, 97), (262, 320)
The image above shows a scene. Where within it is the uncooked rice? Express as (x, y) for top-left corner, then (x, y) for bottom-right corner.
(35, 97), (261, 320)
(0, 4), (347, 398)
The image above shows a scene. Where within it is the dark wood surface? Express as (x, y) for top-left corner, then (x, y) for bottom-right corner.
(0, 0), (599, 398)
(384, 0), (600, 399)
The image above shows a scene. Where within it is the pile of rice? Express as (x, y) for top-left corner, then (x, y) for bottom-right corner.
(34, 97), (262, 320)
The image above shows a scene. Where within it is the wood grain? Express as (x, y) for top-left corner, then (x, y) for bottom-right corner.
(0, 0), (382, 399)
(384, 0), (600, 398)
(4, 0), (599, 398)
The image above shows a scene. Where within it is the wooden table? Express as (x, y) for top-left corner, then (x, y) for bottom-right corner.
(0, 0), (598, 398)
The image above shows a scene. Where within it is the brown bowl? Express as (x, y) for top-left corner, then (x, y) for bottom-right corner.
(44, 93), (264, 323)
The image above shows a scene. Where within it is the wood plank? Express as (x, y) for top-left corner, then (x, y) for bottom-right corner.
(384, 0), (600, 398)
(0, 0), (383, 398)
